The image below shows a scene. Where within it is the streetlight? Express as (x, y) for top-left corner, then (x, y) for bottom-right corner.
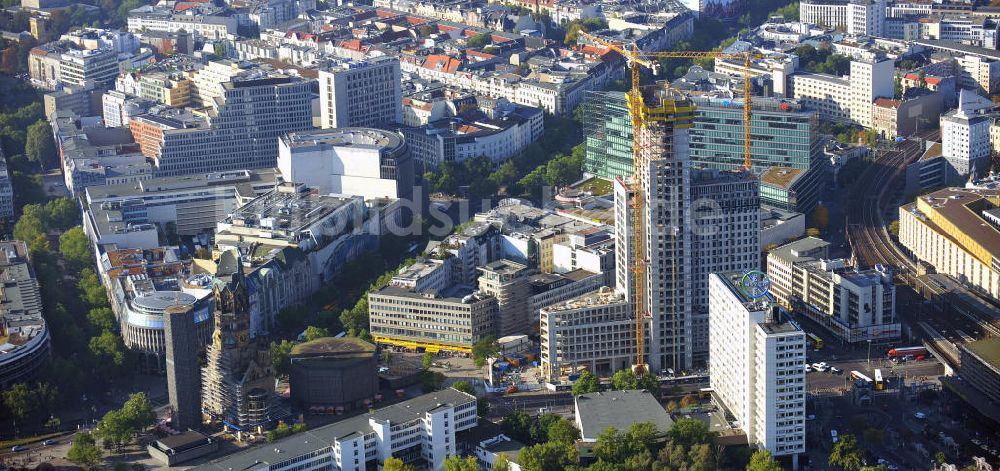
(867, 340), (872, 367)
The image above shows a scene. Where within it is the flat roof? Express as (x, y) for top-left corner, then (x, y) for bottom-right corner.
(964, 337), (1000, 369)
(290, 336), (376, 357)
(373, 283), (486, 303)
(770, 236), (830, 264)
(193, 389), (474, 471)
(914, 39), (1000, 60)
(225, 186), (358, 237)
(575, 390), (673, 439)
(281, 128), (404, 153)
(912, 187), (1000, 263)
(760, 167), (804, 189)
(86, 169), (276, 201)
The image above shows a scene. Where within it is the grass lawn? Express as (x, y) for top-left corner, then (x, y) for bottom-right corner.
(574, 177), (613, 195)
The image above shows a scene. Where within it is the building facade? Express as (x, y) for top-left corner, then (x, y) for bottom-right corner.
(0, 241), (50, 389)
(319, 57), (402, 129)
(708, 273), (806, 463)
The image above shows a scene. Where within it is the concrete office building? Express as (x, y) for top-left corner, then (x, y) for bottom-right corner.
(790, 57), (894, 128)
(540, 288), (634, 382)
(898, 187), (1000, 299)
(0, 241), (50, 389)
(164, 303), (202, 431)
(129, 74), (312, 176)
(581, 92), (823, 212)
(277, 128), (414, 201)
(84, 169), (278, 238)
(127, 4), (239, 40)
(193, 389), (477, 471)
(478, 260), (534, 338)
(689, 169), (761, 366)
(319, 57), (402, 129)
(767, 238), (900, 343)
(401, 107), (544, 169)
(958, 338), (1000, 407)
(369, 284), (499, 353)
(201, 270), (276, 432)
(288, 337), (379, 410)
(942, 90), (991, 179)
(708, 273), (806, 464)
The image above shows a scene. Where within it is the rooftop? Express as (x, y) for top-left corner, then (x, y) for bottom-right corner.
(908, 187), (1000, 266)
(770, 237), (830, 264)
(290, 336), (376, 357)
(575, 390), (673, 440)
(963, 337), (1000, 370)
(222, 184), (361, 242)
(86, 169), (277, 202)
(280, 128), (404, 153)
(542, 287), (626, 313)
(193, 389), (475, 471)
(0, 241), (46, 357)
(760, 167), (805, 189)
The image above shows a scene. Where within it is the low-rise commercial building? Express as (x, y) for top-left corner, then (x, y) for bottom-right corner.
(369, 284), (498, 353)
(899, 187), (1000, 299)
(959, 338), (1000, 406)
(193, 389), (477, 471)
(574, 390), (673, 442)
(709, 272), (806, 463)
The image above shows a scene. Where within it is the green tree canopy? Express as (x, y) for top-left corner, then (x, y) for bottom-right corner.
(466, 32), (491, 48)
(518, 440), (579, 471)
(571, 370), (602, 395)
(25, 119), (56, 168)
(472, 335), (500, 367)
(302, 325), (330, 341)
(66, 431), (103, 469)
(443, 455), (480, 471)
(59, 226), (91, 270)
(747, 449), (783, 471)
(270, 339), (296, 375)
(383, 457), (414, 471)
(828, 433), (864, 470)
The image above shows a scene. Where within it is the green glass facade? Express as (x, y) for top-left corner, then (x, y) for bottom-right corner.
(583, 91), (633, 180)
(582, 91), (826, 212)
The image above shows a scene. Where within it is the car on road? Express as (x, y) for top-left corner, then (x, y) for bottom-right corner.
(914, 411), (927, 419)
(11, 445), (28, 452)
(42, 439), (57, 446)
(830, 366), (842, 374)
(806, 414), (816, 421)
(805, 365), (813, 373)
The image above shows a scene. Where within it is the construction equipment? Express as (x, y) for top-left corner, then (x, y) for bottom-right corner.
(580, 31), (758, 375)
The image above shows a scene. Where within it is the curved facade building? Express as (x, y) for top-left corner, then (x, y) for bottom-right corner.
(120, 290), (213, 363)
(0, 241), (51, 388)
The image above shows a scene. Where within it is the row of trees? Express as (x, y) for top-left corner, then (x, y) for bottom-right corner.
(569, 369), (661, 398)
(65, 393), (156, 468)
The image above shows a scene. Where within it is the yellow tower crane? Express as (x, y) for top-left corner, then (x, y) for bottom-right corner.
(580, 31), (759, 375)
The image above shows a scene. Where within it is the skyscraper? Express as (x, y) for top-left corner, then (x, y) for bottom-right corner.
(164, 302), (201, 431)
(614, 85), (696, 372)
(201, 254), (276, 432)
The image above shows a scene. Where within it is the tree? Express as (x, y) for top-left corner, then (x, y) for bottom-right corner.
(451, 381), (475, 395)
(593, 427), (632, 464)
(571, 370), (602, 395)
(270, 339), (296, 375)
(121, 392), (156, 432)
(688, 443), (715, 471)
(302, 325), (329, 341)
(806, 227), (821, 238)
(46, 197), (79, 229)
(96, 409), (132, 451)
(443, 455), (480, 471)
(679, 394), (697, 409)
(546, 417), (580, 444)
(609, 369), (660, 397)
(2, 383), (34, 421)
(747, 449), (783, 471)
(423, 351), (433, 370)
(25, 120), (56, 168)
(78, 268), (109, 307)
(66, 431), (103, 469)
(935, 451), (946, 464)
(494, 453), (511, 471)
(519, 440), (579, 471)
(888, 220), (900, 237)
(86, 307), (116, 333)
(90, 330), (127, 367)
(502, 410), (534, 443)
(59, 226), (91, 269)
(828, 433), (864, 470)
(466, 32), (491, 48)
(13, 209), (46, 243)
(383, 457), (414, 471)
(668, 418), (711, 448)
(472, 336), (500, 367)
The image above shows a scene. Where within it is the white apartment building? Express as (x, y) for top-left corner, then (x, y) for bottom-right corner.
(127, 5), (239, 40)
(192, 389), (477, 471)
(0, 158), (13, 220)
(708, 273), (806, 465)
(277, 128), (413, 201)
(899, 187), (1000, 299)
(800, 0), (884, 36)
(767, 238), (900, 343)
(319, 57), (403, 129)
(789, 57), (894, 127)
(942, 90), (991, 178)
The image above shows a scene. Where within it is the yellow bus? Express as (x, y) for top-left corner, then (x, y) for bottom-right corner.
(807, 333), (824, 350)
(874, 369), (884, 391)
